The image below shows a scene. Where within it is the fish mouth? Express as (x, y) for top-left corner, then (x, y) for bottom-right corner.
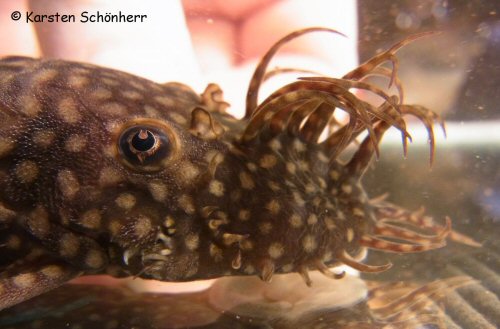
(138, 252), (201, 282)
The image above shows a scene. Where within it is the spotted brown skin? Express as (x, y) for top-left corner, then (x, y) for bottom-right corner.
(0, 28), (470, 311)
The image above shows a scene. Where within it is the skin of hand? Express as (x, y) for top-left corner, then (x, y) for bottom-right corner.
(0, 0), (358, 291)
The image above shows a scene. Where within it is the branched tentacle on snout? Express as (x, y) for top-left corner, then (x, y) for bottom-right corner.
(343, 31), (439, 85)
(370, 198), (482, 248)
(242, 29), (444, 175)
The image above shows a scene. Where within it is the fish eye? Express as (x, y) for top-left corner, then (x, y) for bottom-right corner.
(118, 125), (171, 172)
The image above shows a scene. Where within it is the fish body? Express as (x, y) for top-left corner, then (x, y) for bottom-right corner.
(0, 29), (458, 311)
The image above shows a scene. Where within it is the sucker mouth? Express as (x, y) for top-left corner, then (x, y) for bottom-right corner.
(121, 227), (174, 269)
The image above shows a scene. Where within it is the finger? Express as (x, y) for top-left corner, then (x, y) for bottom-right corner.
(184, 15), (235, 72)
(0, 0), (40, 57)
(27, 0), (202, 86)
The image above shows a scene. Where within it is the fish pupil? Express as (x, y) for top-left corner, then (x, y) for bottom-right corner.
(131, 129), (155, 152)
(118, 124), (171, 171)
